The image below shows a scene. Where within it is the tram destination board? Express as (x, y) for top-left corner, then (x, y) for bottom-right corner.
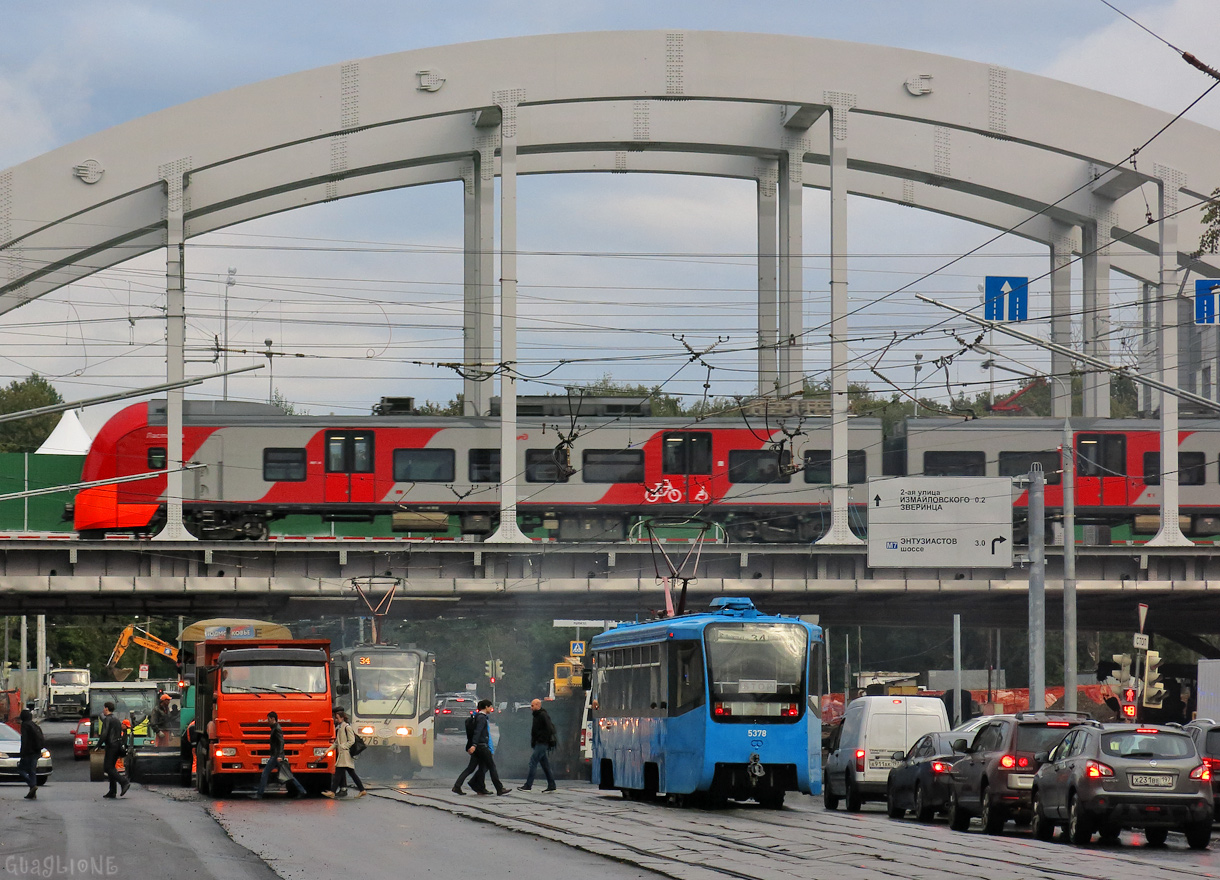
(867, 476), (1014, 568)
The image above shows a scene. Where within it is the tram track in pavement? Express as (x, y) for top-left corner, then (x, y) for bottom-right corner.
(376, 784), (1220, 880)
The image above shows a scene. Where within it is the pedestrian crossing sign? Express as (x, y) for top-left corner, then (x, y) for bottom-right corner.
(570, 640), (586, 657)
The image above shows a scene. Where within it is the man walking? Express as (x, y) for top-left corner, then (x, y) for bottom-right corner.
(16, 708), (43, 799)
(452, 700), (508, 796)
(518, 698), (558, 792)
(99, 702), (130, 799)
(254, 710), (306, 799)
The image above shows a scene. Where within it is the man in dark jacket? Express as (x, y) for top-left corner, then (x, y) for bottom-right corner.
(518, 698), (558, 792)
(17, 708), (43, 799)
(99, 702), (130, 799)
(254, 710), (306, 799)
(452, 700), (508, 796)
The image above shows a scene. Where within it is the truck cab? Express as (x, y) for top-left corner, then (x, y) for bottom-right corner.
(45, 668), (90, 720)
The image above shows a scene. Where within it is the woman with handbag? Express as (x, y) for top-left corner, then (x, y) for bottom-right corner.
(324, 707), (367, 799)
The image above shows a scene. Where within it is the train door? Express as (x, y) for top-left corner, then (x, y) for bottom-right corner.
(661, 431), (713, 503)
(1075, 432), (1130, 507)
(324, 431), (376, 503)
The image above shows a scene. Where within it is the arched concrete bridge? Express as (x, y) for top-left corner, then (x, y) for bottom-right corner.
(2, 30), (1219, 551)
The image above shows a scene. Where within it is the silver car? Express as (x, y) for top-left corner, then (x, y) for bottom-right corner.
(1030, 723), (1212, 849)
(0, 722), (52, 786)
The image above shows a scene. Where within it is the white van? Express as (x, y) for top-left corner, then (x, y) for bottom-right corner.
(823, 695), (950, 811)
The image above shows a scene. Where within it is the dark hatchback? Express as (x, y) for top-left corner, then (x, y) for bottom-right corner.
(1031, 723), (1212, 848)
(947, 712), (1094, 835)
(886, 731), (964, 821)
(435, 695), (477, 733)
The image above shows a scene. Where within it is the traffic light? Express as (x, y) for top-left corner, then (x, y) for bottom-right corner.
(494, 659), (504, 678)
(1114, 653), (1132, 685)
(1143, 650), (1165, 708)
(1118, 686), (1138, 719)
(484, 660), (493, 678)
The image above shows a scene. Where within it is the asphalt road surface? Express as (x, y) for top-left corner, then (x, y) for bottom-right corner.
(8, 720), (1220, 880)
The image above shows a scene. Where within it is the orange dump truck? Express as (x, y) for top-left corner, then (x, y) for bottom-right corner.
(192, 638), (334, 797)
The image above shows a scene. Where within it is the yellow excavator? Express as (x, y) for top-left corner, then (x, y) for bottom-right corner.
(106, 624), (180, 681)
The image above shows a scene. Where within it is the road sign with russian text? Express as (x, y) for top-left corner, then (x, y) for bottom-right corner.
(867, 477), (1014, 568)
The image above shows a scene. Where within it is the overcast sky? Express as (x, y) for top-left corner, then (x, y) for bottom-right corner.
(2, 0), (1218, 433)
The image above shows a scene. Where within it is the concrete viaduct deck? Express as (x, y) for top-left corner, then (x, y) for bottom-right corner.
(1, 537), (1218, 632)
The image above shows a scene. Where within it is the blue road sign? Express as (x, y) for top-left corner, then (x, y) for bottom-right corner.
(1196, 280), (1220, 325)
(984, 276), (1028, 322)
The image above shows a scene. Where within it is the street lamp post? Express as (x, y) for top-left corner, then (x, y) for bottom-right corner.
(264, 339), (274, 403)
(913, 353), (923, 418)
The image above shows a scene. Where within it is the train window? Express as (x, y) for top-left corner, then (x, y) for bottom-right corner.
(998, 451), (1061, 485)
(923, 450), (986, 476)
(728, 449), (792, 483)
(662, 432), (712, 475)
(393, 449), (455, 482)
(469, 449), (500, 482)
(525, 449), (570, 483)
(147, 447), (166, 470)
(263, 448), (307, 482)
(326, 431), (375, 474)
(1142, 451), (1206, 486)
(1076, 434), (1126, 477)
(802, 450), (867, 484)
(582, 449), (645, 483)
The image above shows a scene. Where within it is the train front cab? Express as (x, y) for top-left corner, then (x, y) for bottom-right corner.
(590, 598), (822, 807)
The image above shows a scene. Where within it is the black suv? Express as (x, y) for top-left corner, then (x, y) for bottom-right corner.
(435, 695), (478, 734)
(947, 712), (1095, 834)
(1185, 718), (1220, 799)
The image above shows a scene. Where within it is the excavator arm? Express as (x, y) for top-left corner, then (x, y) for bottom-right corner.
(107, 625), (179, 680)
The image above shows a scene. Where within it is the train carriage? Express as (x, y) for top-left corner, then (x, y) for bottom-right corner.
(589, 597), (823, 807)
(900, 417), (1220, 541)
(68, 397), (884, 541)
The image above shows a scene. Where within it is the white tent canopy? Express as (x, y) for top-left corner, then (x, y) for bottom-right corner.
(36, 410), (92, 455)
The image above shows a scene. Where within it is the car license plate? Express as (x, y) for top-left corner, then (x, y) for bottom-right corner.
(869, 758), (896, 769)
(1008, 774), (1034, 790)
(1131, 774), (1174, 788)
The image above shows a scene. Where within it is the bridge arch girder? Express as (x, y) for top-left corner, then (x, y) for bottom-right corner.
(3, 30), (1218, 312)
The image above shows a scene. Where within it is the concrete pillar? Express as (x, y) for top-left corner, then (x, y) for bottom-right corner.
(154, 160), (194, 541)
(757, 160), (779, 395)
(777, 140), (804, 398)
(1081, 212), (1113, 418)
(463, 123), (497, 417)
(1140, 281), (1157, 415)
(818, 92), (863, 546)
(1049, 222), (1075, 418)
(1148, 164), (1192, 547)
(486, 89), (530, 543)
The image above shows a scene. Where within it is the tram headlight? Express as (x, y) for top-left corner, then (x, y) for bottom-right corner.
(359, 725), (375, 735)
(396, 726), (411, 736)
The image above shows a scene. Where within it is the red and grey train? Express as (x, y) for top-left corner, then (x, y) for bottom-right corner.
(67, 398), (1220, 543)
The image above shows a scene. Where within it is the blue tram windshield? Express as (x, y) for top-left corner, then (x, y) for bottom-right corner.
(705, 622), (807, 722)
(353, 657), (421, 717)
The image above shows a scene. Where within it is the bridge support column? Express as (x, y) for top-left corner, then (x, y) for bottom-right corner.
(1148, 164), (1191, 547)
(154, 161), (194, 542)
(487, 89), (529, 544)
(818, 92), (862, 546)
(463, 124), (497, 416)
(756, 160), (779, 395)
(1049, 222), (1076, 419)
(1081, 212), (1113, 418)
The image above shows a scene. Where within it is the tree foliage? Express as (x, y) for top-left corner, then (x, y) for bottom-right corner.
(1197, 187), (1220, 258)
(0, 374), (64, 453)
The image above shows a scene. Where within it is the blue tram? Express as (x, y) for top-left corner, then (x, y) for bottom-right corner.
(589, 597), (823, 807)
